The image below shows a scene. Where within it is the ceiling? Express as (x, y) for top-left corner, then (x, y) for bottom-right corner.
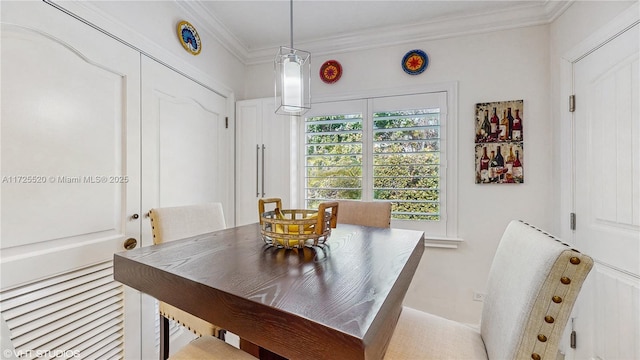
(178, 0), (573, 63)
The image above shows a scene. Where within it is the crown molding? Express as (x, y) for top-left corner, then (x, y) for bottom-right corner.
(544, 0), (574, 22)
(184, 0), (575, 65)
(174, 1), (249, 63)
(59, 0), (575, 67)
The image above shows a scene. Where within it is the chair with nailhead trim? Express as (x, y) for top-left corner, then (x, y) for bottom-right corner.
(149, 203), (254, 360)
(384, 220), (593, 360)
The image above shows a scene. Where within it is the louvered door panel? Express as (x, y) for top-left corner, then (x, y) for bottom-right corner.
(0, 261), (124, 359)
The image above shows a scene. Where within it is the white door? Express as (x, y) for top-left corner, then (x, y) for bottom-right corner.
(1, 1), (141, 358)
(140, 55), (232, 358)
(572, 20), (639, 360)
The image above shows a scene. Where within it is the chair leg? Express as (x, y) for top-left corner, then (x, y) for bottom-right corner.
(159, 315), (169, 360)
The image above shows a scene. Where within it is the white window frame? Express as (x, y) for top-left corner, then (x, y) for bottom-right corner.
(293, 83), (459, 240)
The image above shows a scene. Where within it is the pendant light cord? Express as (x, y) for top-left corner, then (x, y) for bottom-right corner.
(289, 0), (294, 49)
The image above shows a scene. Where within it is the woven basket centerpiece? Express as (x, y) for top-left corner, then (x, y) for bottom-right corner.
(258, 198), (338, 249)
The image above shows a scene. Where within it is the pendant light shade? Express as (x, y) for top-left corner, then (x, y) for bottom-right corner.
(275, 0), (310, 115)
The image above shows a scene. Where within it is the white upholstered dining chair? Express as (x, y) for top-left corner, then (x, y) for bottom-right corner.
(149, 203), (254, 360)
(3, 312), (251, 360)
(337, 200), (392, 228)
(384, 220), (593, 360)
(168, 336), (255, 360)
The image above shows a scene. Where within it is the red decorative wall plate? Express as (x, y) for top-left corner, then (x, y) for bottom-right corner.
(320, 60), (342, 84)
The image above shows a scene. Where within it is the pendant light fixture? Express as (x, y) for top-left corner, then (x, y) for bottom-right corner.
(275, 0), (310, 115)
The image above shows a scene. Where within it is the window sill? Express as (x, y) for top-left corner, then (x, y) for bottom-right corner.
(423, 235), (464, 249)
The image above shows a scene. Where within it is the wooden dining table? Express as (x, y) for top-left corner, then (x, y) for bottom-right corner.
(114, 223), (424, 360)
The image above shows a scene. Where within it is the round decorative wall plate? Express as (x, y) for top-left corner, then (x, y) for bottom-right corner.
(320, 60), (342, 84)
(402, 49), (428, 75)
(177, 20), (202, 55)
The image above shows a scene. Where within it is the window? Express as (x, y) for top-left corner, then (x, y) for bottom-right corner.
(305, 105), (363, 203)
(301, 91), (455, 236)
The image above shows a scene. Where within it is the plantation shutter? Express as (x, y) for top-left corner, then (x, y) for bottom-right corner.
(304, 100), (365, 209)
(303, 92), (448, 235)
(370, 93), (445, 222)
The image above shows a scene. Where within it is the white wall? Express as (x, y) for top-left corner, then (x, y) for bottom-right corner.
(245, 24), (552, 325)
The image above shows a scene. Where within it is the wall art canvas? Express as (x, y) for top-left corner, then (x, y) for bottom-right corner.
(475, 100), (524, 184)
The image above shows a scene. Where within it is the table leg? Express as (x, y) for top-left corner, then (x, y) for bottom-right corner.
(239, 338), (260, 357)
(159, 315), (169, 360)
(240, 339), (287, 360)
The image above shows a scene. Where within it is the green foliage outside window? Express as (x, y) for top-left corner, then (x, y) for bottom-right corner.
(305, 109), (441, 221)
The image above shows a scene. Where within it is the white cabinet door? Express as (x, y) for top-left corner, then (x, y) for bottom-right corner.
(1, 1), (141, 358)
(141, 56), (231, 218)
(141, 55), (232, 358)
(236, 98), (291, 226)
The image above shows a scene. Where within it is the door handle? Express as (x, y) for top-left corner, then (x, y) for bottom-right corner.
(261, 144), (266, 197)
(123, 238), (138, 250)
(256, 144), (260, 197)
